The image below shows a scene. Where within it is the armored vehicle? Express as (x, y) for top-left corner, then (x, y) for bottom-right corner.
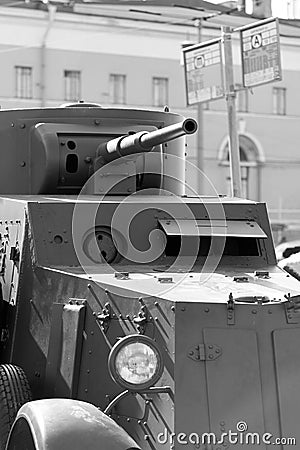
(0, 103), (299, 450)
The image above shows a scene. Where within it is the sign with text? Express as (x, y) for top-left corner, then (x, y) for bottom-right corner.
(183, 39), (225, 106)
(240, 17), (282, 88)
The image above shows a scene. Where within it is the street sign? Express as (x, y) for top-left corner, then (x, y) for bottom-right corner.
(183, 38), (225, 106)
(239, 17), (282, 88)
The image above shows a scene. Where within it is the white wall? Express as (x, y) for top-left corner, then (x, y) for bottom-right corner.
(0, 5), (299, 234)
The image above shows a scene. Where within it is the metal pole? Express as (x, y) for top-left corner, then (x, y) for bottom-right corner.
(195, 19), (204, 194)
(41, 4), (56, 107)
(222, 26), (242, 198)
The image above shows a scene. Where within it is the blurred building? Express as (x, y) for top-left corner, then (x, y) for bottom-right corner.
(216, 0), (300, 19)
(0, 3), (299, 242)
(271, 0), (300, 19)
(247, 0), (272, 17)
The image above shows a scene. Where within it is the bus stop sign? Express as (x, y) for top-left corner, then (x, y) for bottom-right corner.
(240, 17), (282, 88)
(183, 38), (225, 106)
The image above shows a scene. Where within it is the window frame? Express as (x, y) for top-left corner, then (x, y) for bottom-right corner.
(152, 76), (169, 107)
(15, 66), (33, 99)
(272, 86), (286, 115)
(236, 85), (249, 113)
(109, 74), (127, 105)
(64, 70), (81, 102)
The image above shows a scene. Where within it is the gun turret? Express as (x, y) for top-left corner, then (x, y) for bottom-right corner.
(92, 118), (197, 195)
(0, 106), (197, 195)
(96, 118), (197, 165)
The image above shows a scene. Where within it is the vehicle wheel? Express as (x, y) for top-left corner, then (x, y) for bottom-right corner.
(0, 364), (31, 450)
(7, 399), (141, 450)
(6, 417), (36, 450)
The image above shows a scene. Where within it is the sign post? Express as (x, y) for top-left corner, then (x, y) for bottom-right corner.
(239, 17), (281, 88)
(183, 38), (225, 106)
(195, 19), (204, 196)
(182, 17), (282, 199)
(182, 36), (225, 195)
(222, 26), (242, 198)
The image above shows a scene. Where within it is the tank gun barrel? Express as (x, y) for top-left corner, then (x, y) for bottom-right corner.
(97, 118), (197, 164)
(138, 118), (197, 148)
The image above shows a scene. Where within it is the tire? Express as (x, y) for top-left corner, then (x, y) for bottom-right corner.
(6, 417), (36, 450)
(0, 364), (31, 450)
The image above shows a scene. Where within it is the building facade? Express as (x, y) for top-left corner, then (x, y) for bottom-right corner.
(0, 4), (299, 242)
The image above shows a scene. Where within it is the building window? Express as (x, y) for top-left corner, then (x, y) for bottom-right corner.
(109, 74), (126, 104)
(220, 135), (261, 200)
(64, 70), (81, 101)
(226, 166), (249, 198)
(273, 87), (286, 115)
(152, 77), (169, 107)
(237, 86), (249, 112)
(15, 66), (32, 99)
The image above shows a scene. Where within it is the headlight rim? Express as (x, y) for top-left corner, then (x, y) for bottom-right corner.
(108, 334), (164, 391)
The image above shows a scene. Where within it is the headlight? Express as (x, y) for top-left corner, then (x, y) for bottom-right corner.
(108, 335), (164, 391)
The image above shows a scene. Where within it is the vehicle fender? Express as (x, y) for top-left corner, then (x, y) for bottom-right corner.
(6, 398), (141, 450)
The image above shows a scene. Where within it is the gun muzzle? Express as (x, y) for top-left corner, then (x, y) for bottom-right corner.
(97, 118), (197, 164)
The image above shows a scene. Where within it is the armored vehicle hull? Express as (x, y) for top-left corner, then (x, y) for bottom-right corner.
(0, 105), (299, 450)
